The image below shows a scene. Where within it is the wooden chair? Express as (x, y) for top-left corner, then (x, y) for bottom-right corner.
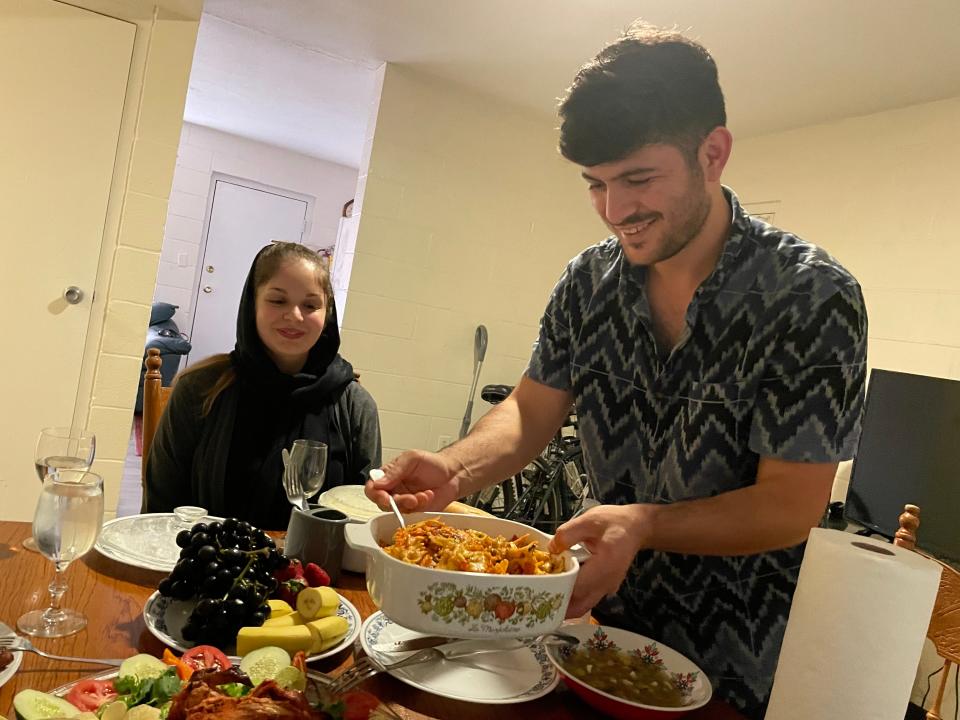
(893, 505), (960, 720)
(141, 348), (173, 473)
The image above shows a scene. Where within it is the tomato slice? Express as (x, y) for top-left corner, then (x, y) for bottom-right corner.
(341, 690), (382, 720)
(66, 679), (117, 712)
(181, 645), (232, 672)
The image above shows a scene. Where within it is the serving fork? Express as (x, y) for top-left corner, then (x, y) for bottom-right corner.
(326, 647), (445, 695)
(282, 461), (307, 512)
(328, 637), (556, 696)
(0, 633), (124, 667)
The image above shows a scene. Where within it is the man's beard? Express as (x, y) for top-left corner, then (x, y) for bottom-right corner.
(620, 174), (712, 266)
(655, 181), (712, 264)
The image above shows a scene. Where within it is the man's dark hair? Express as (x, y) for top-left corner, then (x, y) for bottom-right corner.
(558, 22), (726, 167)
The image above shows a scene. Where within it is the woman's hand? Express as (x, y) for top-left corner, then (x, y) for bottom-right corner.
(364, 449), (463, 513)
(550, 504), (652, 618)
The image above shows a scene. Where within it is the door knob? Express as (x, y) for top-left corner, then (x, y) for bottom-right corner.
(63, 286), (84, 304)
(202, 286), (213, 294)
(206, 265), (214, 273)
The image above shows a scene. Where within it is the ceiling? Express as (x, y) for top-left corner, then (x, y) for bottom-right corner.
(188, 0), (960, 168)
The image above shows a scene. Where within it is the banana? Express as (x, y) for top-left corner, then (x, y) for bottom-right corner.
(236, 625), (313, 656)
(306, 615), (349, 654)
(267, 599), (294, 618)
(262, 611), (304, 627)
(296, 586), (339, 620)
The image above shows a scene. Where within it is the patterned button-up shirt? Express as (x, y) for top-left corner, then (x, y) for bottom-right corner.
(527, 188), (867, 717)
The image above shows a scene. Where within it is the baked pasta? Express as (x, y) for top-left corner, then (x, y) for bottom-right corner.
(381, 518), (564, 575)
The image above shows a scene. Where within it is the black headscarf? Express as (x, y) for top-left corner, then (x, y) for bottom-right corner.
(222, 246), (355, 529)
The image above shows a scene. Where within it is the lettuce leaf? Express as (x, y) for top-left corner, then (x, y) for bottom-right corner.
(216, 683), (251, 698)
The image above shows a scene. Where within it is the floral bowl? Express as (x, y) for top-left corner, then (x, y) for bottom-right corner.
(344, 511), (579, 638)
(544, 624), (712, 719)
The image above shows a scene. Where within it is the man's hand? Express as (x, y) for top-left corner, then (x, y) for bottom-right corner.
(550, 504), (651, 618)
(364, 449), (463, 513)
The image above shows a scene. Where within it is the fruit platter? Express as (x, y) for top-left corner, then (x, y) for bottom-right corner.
(145, 518), (357, 660)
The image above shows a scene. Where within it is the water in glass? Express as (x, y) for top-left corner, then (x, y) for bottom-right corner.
(33, 476), (104, 567)
(18, 472), (104, 637)
(25, 427), (96, 551)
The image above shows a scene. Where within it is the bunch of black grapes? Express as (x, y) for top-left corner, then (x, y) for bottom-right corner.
(158, 517), (289, 647)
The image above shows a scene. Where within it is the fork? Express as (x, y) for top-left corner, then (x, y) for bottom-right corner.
(282, 464), (307, 512)
(0, 635), (125, 666)
(328, 647), (444, 695)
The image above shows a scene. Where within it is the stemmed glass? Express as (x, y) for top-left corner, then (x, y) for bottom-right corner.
(18, 471), (104, 637)
(290, 439), (328, 501)
(24, 427), (96, 551)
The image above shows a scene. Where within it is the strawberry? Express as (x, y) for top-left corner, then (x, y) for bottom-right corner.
(276, 577), (307, 606)
(303, 563), (331, 587)
(273, 558), (303, 583)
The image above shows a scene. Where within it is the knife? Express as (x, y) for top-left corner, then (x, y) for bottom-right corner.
(375, 635), (527, 654)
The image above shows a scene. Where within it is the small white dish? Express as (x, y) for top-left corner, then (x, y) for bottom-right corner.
(360, 611), (558, 704)
(143, 590), (360, 662)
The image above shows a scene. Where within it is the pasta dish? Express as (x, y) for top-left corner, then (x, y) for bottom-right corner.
(381, 518), (565, 575)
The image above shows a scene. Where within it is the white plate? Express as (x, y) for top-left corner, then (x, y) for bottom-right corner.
(0, 646), (23, 689)
(316, 485), (381, 521)
(95, 513), (225, 573)
(143, 590), (361, 662)
(360, 611), (558, 704)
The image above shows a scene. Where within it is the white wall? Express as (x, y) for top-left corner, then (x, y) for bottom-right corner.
(339, 65), (602, 461)
(154, 122), (359, 331)
(724, 95), (960, 717)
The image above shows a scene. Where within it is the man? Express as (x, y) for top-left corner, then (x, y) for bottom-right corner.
(366, 22), (867, 717)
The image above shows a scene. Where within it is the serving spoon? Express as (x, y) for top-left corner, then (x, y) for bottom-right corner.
(370, 468), (405, 529)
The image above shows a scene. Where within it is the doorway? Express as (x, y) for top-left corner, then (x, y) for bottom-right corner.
(187, 176), (313, 365)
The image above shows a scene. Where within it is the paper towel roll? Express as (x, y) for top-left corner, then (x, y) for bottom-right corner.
(766, 528), (941, 720)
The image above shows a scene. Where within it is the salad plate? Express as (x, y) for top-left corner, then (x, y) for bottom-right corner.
(95, 513), (225, 573)
(360, 611), (558, 704)
(143, 590), (361, 662)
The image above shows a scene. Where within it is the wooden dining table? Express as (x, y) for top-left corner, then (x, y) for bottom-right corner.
(0, 521), (746, 719)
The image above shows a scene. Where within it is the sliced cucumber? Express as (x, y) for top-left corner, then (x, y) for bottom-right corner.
(13, 689), (79, 719)
(118, 653), (169, 682)
(98, 702), (128, 720)
(238, 646), (291, 686)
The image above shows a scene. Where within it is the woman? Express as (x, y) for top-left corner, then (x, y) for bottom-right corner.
(144, 242), (381, 529)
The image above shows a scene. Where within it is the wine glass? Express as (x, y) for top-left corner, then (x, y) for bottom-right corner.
(18, 471), (104, 637)
(290, 439), (328, 500)
(24, 427), (96, 551)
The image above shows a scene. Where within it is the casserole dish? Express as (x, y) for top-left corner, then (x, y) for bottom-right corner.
(344, 511), (579, 638)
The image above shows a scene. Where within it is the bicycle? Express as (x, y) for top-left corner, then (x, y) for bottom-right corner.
(466, 384), (590, 533)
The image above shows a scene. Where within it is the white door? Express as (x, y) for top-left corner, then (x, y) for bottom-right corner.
(0, 0), (134, 520)
(187, 180), (309, 364)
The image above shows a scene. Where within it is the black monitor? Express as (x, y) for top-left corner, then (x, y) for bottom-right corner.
(844, 369), (960, 569)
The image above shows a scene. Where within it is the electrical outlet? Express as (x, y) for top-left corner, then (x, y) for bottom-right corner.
(437, 435), (453, 450)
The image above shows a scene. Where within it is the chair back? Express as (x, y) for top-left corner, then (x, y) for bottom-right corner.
(893, 505), (960, 720)
(142, 348), (172, 470)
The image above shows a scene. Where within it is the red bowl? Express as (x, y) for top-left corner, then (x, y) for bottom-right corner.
(545, 624), (712, 719)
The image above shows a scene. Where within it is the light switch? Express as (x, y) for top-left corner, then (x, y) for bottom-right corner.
(177, 252), (189, 267)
